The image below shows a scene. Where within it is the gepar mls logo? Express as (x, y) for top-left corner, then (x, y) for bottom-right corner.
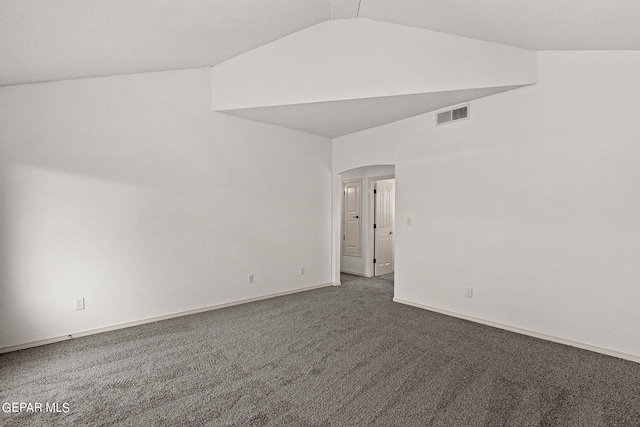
(2, 402), (70, 414)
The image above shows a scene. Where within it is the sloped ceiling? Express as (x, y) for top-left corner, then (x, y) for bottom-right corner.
(211, 18), (537, 137)
(223, 86), (525, 138)
(2, 0), (639, 137)
(2, 0), (640, 87)
(360, 0), (640, 51)
(0, 0), (330, 86)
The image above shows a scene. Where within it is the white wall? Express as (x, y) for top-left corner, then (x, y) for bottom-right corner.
(339, 165), (395, 276)
(332, 51), (640, 360)
(212, 18), (536, 110)
(0, 68), (332, 350)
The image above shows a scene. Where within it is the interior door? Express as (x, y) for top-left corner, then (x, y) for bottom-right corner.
(374, 180), (394, 276)
(343, 180), (362, 256)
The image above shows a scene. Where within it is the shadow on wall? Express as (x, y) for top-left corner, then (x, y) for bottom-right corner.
(0, 162), (150, 346)
(0, 163), (9, 342)
(0, 161), (231, 348)
(0, 154), (333, 349)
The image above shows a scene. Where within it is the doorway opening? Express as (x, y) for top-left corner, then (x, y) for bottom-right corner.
(338, 165), (395, 279)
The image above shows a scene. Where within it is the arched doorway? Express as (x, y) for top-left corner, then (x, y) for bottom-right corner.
(332, 164), (395, 284)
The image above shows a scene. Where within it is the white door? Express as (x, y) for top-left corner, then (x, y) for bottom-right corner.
(374, 180), (394, 276)
(343, 180), (362, 257)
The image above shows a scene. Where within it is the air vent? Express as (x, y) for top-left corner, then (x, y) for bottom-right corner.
(436, 104), (470, 126)
(436, 110), (451, 125)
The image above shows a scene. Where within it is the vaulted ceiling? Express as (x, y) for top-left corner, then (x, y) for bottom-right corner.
(0, 0), (329, 86)
(358, 0), (640, 51)
(2, 0), (639, 87)
(2, 0), (639, 137)
(210, 18), (537, 137)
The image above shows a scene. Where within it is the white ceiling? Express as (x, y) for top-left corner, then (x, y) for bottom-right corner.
(359, 0), (640, 51)
(2, 0), (640, 87)
(0, 0), (329, 86)
(2, 0), (639, 137)
(223, 85), (526, 138)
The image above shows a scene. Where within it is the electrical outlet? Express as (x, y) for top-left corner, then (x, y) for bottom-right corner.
(248, 274), (254, 284)
(300, 267), (305, 275)
(75, 298), (85, 310)
(465, 287), (473, 298)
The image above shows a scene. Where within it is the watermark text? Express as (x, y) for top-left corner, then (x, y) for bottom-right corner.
(2, 402), (70, 414)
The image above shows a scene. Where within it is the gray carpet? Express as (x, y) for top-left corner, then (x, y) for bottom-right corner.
(2, 273), (640, 426)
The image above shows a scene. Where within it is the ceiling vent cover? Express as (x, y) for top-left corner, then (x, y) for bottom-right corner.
(436, 104), (469, 126)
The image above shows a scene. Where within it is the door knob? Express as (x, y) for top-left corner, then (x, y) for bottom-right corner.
(389, 231), (393, 234)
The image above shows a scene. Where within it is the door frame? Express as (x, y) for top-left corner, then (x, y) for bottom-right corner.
(367, 174), (395, 277)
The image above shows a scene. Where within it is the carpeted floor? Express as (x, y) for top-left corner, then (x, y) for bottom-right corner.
(2, 273), (639, 426)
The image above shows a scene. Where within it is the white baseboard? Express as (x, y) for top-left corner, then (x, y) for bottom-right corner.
(393, 297), (640, 365)
(340, 270), (370, 277)
(0, 283), (333, 354)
